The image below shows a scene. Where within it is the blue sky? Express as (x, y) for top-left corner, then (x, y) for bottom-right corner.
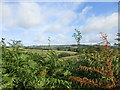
(1, 1), (118, 46)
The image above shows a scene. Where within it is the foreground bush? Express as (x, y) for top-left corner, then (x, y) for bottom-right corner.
(1, 32), (119, 89)
(0, 39), (77, 89)
(69, 32), (120, 89)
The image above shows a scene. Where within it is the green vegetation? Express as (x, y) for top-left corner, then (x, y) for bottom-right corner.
(72, 29), (82, 55)
(114, 33), (120, 49)
(0, 32), (119, 89)
(58, 52), (72, 58)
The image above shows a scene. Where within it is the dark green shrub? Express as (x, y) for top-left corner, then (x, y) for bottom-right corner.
(58, 53), (71, 58)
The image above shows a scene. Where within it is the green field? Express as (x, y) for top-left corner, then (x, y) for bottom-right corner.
(24, 49), (79, 61)
(24, 49), (77, 55)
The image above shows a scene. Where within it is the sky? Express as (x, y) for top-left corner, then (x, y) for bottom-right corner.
(1, 1), (118, 46)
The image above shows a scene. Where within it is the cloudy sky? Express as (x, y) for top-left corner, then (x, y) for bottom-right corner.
(1, 1), (118, 46)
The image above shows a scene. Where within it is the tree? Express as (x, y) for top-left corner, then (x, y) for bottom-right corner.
(8, 40), (22, 51)
(72, 29), (82, 54)
(48, 37), (51, 50)
(72, 29), (82, 46)
(114, 33), (120, 48)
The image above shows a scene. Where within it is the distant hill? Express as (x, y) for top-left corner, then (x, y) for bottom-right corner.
(22, 44), (117, 51)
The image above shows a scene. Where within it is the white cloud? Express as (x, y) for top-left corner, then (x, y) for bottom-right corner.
(34, 33), (74, 45)
(77, 12), (118, 45)
(79, 6), (92, 20)
(2, 2), (78, 31)
(34, 35), (48, 44)
(81, 34), (100, 43)
(2, 3), (17, 29)
(1, 2), (81, 45)
(2, 3), (12, 18)
(1, 2), (118, 45)
(51, 34), (74, 44)
(59, 10), (77, 25)
(0, 3), (2, 32)
(2, 3), (45, 29)
(80, 33), (117, 45)
(79, 13), (118, 33)
(17, 3), (44, 29)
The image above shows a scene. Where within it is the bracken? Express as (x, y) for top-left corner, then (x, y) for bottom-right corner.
(69, 32), (119, 89)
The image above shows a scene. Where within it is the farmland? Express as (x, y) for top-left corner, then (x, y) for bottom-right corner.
(24, 49), (77, 55)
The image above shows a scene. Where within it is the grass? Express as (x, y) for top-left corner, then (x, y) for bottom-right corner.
(59, 55), (79, 61)
(23, 49), (77, 55)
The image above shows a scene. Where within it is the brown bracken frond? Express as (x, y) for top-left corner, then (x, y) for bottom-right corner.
(79, 66), (106, 77)
(99, 32), (110, 52)
(69, 76), (99, 87)
(69, 32), (119, 89)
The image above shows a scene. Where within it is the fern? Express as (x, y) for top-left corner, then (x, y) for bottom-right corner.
(69, 32), (120, 89)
